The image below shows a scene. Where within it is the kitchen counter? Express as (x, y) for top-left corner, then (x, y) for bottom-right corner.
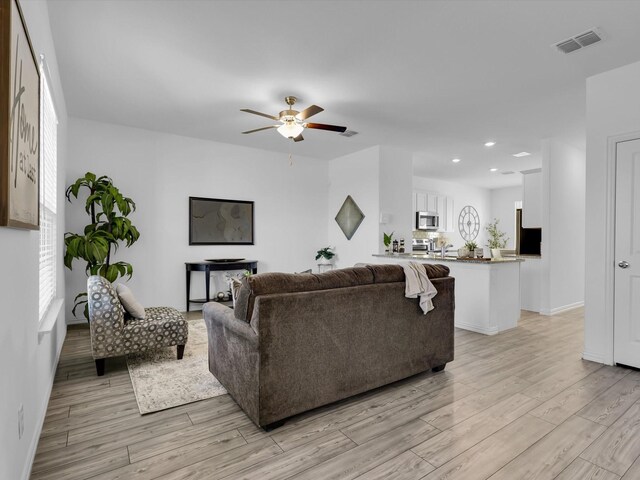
(372, 253), (524, 264)
(372, 253), (522, 335)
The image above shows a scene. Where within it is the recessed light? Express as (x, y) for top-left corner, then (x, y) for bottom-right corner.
(513, 152), (531, 157)
(484, 141), (496, 147)
(489, 168), (498, 172)
(452, 158), (461, 163)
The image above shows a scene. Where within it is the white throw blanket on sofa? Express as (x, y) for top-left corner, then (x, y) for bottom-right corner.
(402, 261), (438, 314)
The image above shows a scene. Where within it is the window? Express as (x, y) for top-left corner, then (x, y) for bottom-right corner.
(39, 66), (58, 321)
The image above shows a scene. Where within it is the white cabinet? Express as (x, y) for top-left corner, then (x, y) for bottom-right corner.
(415, 192), (428, 212)
(413, 190), (454, 232)
(522, 169), (542, 228)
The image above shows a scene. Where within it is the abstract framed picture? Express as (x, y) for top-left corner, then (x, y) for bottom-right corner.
(0, 0), (40, 230)
(189, 197), (254, 245)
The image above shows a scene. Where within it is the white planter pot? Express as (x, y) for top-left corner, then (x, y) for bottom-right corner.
(491, 248), (502, 259)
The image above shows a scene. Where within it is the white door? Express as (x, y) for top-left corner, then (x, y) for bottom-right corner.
(614, 139), (640, 368)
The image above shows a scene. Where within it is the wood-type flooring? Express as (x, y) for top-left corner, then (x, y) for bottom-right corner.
(31, 308), (640, 479)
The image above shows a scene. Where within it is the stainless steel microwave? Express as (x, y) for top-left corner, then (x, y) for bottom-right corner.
(416, 211), (439, 230)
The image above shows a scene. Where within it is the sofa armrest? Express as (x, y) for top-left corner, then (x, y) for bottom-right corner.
(203, 302), (258, 347)
(203, 302), (260, 425)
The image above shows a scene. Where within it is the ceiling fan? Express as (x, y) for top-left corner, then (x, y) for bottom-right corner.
(241, 96), (347, 142)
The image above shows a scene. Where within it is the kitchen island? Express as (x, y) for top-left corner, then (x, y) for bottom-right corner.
(372, 253), (524, 335)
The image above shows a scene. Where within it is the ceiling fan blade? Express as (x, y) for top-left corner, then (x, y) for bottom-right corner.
(240, 109), (279, 121)
(242, 125), (279, 134)
(304, 122), (347, 133)
(296, 105), (324, 120)
(293, 134), (304, 142)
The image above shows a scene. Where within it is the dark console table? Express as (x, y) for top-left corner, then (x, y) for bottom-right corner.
(185, 260), (258, 311)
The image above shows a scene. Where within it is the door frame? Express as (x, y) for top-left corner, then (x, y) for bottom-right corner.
(601, 132), (640, 365)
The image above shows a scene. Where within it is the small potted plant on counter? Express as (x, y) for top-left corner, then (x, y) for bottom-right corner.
(486, 219), (508, 258)
(464, 241), (479, 258)
(383, 231), (394, 254)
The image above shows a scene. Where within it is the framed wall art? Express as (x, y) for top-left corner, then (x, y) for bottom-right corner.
(189, 197), (254, 245)
(0, 0), (41, 230)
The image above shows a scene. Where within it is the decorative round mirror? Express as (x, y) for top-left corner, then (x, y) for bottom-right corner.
(458, 205), (480, 241)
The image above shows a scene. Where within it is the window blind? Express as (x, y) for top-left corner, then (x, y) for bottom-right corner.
(39, 71), (58, 321)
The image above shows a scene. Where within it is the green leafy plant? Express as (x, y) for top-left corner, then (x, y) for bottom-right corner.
(383, 231), (394, 249)
(64, 172), (141, 319)
(315, 246), (335, 261)
(464, 240), (478, 251)
(485, 218), (508, 249)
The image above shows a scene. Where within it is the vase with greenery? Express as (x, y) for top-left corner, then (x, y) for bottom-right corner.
(315, 246), (335, 264)
(64, 172), (140, 319)
(383, 231), (394, 253)
(485, 218), (508, 258)
(464, 240), (478, 258)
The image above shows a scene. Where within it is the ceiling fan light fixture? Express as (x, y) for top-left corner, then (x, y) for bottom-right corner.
(277, 122), (304, 139)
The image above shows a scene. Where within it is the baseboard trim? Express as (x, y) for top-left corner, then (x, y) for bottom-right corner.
(582, 351), (611, 365)
(21, 321), (66, 480)
(540, 301), (584, 316)
(455, 321), (498, 336)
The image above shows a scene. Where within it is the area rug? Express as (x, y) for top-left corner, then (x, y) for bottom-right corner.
(127, 318), (227, 414)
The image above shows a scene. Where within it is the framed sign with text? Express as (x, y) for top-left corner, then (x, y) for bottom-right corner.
(0, 0), (40, 230)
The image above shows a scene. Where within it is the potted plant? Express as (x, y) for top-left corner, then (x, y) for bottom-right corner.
(64, 172), (140, 319)
(486, 218), (508, 258)
(383, 231), (394, 253)
(315, 246), (335, 264)
(464, 240), (478, 258)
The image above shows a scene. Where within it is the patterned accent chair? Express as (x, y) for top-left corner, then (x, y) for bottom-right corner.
(87, 275), (189, 376)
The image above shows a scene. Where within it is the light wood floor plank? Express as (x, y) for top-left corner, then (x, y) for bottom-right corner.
(621, 454), (640, 479)
(341, 383), (475, 445)
(580, 401), (640, 476)
(529, 366), (629, 425)
(555, 458), (621, 480)
(232, 430), (356, 480)
(30, 447), (129, 480)
(577, 372), (640, 426)
(155, 438), (283, 480)
(293, 420), (439, 480)
(412, 393), (539, 467)
(420, 375), (531, 430)
(88, 429), (247, 480)
(355, 450), (435, 480)
(421, 414), (555, 480)
(487, 415), (606, 480)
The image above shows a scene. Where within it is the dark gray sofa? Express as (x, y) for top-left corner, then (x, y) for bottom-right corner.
(203, 263), (455, 428)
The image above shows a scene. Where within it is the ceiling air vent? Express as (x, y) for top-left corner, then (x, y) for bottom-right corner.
(554, 28), (603, 54)
(339, 130), (358, 137)
(501, 171), (515, 175)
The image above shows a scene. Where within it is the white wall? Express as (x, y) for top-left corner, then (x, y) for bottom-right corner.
(327, 146), (380, 268)
(379, 146), (413, 253)
(585, 59), (640, 364)
(0, 2), (68, 479)
(490, 185), (522, 251)
(540, 139), (586, 316)
(65, 118), (328, 319)
(413, 176), (491, 250)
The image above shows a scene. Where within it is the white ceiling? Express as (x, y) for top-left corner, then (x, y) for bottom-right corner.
(48, 0), (640, 189)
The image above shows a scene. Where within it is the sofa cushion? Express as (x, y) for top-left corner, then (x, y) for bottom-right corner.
(233, 263), (450, 322)
(234, 267), (374, 322)
(361, 263), (450, 284)
(116, 283), (146, 320)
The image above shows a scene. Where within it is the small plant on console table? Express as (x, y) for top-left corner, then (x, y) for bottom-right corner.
(315, 246), (336, 264)
(64, 172), (141, 320)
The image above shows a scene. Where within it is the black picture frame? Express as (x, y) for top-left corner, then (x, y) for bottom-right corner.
(189, 196), (254, 245)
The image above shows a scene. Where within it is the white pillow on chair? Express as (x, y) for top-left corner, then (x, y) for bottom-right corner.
(116, 283), (146, 319)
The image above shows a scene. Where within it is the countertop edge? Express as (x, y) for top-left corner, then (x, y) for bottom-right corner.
(371, 254), (525, 264)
